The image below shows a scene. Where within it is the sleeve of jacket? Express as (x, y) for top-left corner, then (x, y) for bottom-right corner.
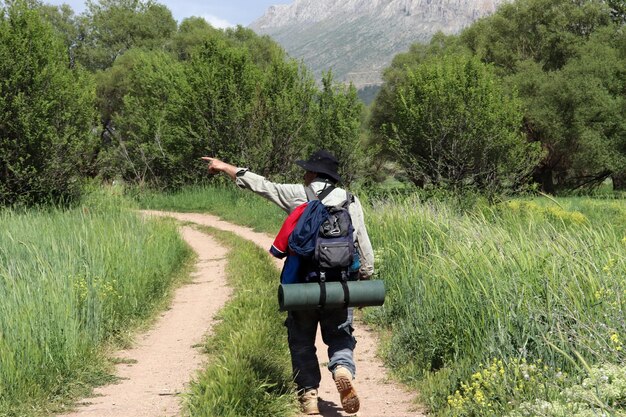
(349, 195), (375, 279)
(234, 169), (307, 213)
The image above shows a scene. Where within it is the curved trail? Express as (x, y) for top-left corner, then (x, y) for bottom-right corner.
(59, 211), (423, 417)
(143, 210), (423, 417)
(58, 226), (231, 417)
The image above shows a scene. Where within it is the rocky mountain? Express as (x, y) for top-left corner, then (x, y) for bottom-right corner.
(250, 0), (507, 88)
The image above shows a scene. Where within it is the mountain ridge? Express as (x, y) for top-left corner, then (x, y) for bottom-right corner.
(250, 0), (507, 87)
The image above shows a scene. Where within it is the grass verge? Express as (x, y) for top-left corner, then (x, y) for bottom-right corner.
(365, 195), (626, 416)
(184, 226), (297, 417)
(0, 189), (192, 416)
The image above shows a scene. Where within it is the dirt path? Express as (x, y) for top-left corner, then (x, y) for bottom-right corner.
(143, 210), (424, 417)
(58, 226), (232, 417)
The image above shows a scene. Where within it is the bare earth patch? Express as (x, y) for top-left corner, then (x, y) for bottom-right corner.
(60, 211), (424, 417)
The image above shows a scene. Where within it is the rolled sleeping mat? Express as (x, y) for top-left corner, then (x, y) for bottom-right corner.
(278, 280), (385, 311)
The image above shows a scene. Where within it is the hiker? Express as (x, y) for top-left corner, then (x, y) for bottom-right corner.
(201, 150), (374, 415)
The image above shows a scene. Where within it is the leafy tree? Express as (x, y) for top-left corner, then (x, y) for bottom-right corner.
(89, 17), (365, 188)
(182, 37), (262, 171)
(168, 16), (222, 61)
(461, 0), (612, 73)
(515, 37), (626, 191)
(457, 0), (624, 192)
(242, 59), (317, 181)
(374, 0), (624, 193)
(0, 0), (96, 206)
(223, 25), (287, 69)
(169, 21), (287, 66)
(95, 30), (317, 187)
(378, 55), (541, 192)
(370, 32), (468, 158)
(95, 48), (138, 138)
(76, 0), (176, 71)
(306, 72), (368, 185)
(38, 3), (80, 64)
(95, 49), (192, 186)
(510, 28), (626, 191)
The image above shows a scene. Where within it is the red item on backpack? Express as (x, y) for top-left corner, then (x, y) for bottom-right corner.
(270, 202), (308, 259)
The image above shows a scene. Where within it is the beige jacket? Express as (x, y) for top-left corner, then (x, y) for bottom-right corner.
(235, 169), (375, 278)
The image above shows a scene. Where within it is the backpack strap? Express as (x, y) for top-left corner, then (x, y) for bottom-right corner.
(318, 271), (351, 309)
(318, 272), (327, 308)
(318, 185), (335, 201)
(304, 184), (335, 202)
(304, 185), (317, 201)
(344, 191), (354, 207)
(340, 272), (350, 308)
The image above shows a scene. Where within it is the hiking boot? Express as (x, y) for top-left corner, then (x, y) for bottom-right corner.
(299, 388), (320, 415)
(333, 366), (360, 414)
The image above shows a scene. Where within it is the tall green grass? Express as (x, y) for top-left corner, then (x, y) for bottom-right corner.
(135, 184), (626, 415)
(0, 191), (190, 416)
(136, 185), (284, 235)
(185, 227), (296, 417)
(525, 196), (626, 234)
(366, 195), (626, 415)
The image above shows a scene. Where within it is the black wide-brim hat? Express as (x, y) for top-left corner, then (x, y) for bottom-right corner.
(295, 150), (342, 183)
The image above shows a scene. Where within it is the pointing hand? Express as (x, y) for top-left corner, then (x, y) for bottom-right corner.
(200, 157), (238, 180)
(201, 156), (222, 174)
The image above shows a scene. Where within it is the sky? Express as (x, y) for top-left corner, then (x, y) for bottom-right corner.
(43, 0), (291, 28)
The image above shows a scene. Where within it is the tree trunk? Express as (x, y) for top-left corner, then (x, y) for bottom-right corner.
(410, 175), (425, 188)
(613, 172), (626, 191)
(533, 167), (555, 194)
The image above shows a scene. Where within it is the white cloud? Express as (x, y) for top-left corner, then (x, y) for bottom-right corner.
(202, 14), (236, 29)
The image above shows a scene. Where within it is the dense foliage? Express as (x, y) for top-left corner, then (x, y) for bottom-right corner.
(379, 54), (541, 192)
(95, 49), (192, 185)
(0, 0), (96, 206)
(98, 26), (366, 188)
(1, 0), (624, 204)
(371, 0), (626, 192)
(0, 0), (367, 206)
(75, 0), (177, 71)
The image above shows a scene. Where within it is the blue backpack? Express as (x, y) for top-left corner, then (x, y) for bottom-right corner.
(287, 185), (359, 284)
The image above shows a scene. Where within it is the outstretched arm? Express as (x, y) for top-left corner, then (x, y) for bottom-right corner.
(201, 157), (238, 180)
(201, 156), (306, 213)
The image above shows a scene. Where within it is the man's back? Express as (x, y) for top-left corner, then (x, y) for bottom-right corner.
(235, 171), (374, 279)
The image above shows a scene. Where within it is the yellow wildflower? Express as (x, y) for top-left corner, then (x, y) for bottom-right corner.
(603, 258), (616, 273)
(611, 332), (623, 352)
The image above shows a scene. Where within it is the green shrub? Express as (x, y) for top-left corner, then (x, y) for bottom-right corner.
(373, 55), (541, 192)
(0, 1), (96, 206)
